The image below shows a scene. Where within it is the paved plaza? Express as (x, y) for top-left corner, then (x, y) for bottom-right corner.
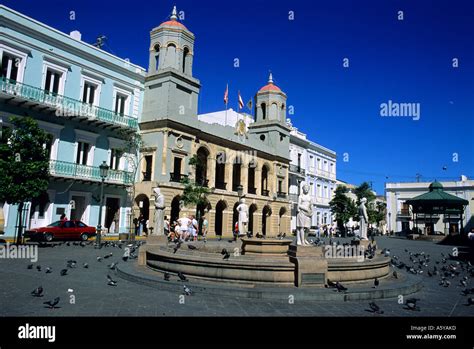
(0, 236), (473, 317)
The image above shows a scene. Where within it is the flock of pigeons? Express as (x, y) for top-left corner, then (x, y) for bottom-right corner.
(26, 240), (144, 310)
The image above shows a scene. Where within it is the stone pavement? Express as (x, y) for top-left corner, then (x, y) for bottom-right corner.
(0, 237), (473, 317)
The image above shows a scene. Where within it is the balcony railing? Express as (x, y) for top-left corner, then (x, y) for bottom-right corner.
(170, 173), (188, 183)
(49, 160), (134, 185)
(277, 192), (287, 199)
(397, 209), (411, 217)
(0, 77), (138, 130)
(215, 181), (227, 190)
(262, 189), (270, 197)
(289, 164), (305, 176)
(248, 187), (257, 195)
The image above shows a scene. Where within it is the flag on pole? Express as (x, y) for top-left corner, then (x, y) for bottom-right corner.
(238, 91), (244, 110)
(246, 99), (252, 111)
(224, 84), (229, 106)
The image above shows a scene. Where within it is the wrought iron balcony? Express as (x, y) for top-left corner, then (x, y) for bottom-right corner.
(0, 77), (138, 130)
(277, 191), (287, 199)
(49, 160), (134, 185)
(215, 181), (227, 190)
(261, 189), (270, 197)
(397, 209), (411, 217)
(289, 164), (305, 176)
(170, 173), (188, 183)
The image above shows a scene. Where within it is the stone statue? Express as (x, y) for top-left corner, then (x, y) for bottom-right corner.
(236, 198), (249, 237)
(152, 187), (165, 235)
(296, 183), (312, 246)
(358, 197), (368, 240)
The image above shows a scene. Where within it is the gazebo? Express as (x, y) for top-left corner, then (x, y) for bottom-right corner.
(405, 181), (469, 235)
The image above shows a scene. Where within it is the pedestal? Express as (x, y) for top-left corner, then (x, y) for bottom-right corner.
(288, 243), (327, 287)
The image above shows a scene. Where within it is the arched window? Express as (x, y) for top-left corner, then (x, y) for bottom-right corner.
(261, 103), (266, 120)
(154, 44), (160, 70)
(182, 47), (189, 74)
(166, 43), (176, 68)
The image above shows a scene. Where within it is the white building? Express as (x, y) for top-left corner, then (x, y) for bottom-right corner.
(385, 175), (474, 235)
(287, 120), (337, 230)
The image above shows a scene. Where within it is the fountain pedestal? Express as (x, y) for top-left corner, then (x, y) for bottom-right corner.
(288, 244), (327, 287)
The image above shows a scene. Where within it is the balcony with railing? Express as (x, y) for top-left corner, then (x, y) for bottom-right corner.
(397, 209), (412, 219)
(170, 173), (189, 183)
(261, 189), (270, 197)
(277, 192), (287, 199)
(289, 164), (305, 176)
(215, 181), (227, 190)
(247, 187), (257, 195)
(0, 77), (138, 130)
(49, 160), (134, 185)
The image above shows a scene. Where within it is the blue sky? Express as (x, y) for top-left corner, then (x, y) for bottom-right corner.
(5, 0), (474, 194)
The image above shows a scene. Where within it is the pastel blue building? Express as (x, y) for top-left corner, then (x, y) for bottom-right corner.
(0, 5), (145, 238)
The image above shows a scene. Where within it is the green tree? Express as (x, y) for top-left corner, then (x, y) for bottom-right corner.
(0, 117), (50, 244)
(329, 185), (357, 236)
(180, 155), (213, 225)
(373, 201), (387, 228)
(353, 182), (377, 224)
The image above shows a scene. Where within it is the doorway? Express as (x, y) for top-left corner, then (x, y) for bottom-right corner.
(105, 197), (120, 234)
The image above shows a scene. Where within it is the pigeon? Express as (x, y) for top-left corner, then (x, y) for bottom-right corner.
(36, 265), (42, 272)
(83, 263), (89, 269)
(45, 267), (52, 274)
(406, 298), (420, 311)
(43, 297), (60, 309)
(27, 264), (33, 270)
(256, 233), (264, 239)
(468, 297), (474, 306)
(31, 286), (44, 297)
(164, 272), (170, 281)
(221, 248), (230, 260)
(178, 272), (187, 282)
(107, 274), (117, 286)
(173, 241), (182, 254)
(326, 279), (337, 288)
(373, 278), (379, 288)
(444, 280), (451, 287)
(335, 282), (347, 292)
(108, 262), (118, 270)
(188, 244), (197, 250)
(60, 269), (68, 276)
(183, 285), (192, 296)
(122, 251), (129, 262)
(369, 302), (384, 314)
(97, 256), (102, 262)
(393, 271), (398, 279)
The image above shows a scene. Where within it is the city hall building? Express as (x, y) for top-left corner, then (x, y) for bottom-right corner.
(134, 9), (292, 237)
(0, 5), (145, 237)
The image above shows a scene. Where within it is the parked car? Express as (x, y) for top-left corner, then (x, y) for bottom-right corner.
(24, 220), (96, 242)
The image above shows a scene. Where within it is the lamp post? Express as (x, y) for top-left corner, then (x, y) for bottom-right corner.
(96, 161), (109, 247)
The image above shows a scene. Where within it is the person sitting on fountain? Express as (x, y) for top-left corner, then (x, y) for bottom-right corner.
(296, 183), (313, 246)
(177, 215), (191, 241)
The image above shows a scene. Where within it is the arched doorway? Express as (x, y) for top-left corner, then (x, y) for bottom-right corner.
(279, 206), (287, 235)
(215, 200), (227, 237)
(232, 202), (239, 235)
(249, 204), (257, 234)
(134, 194), (149, 234)
(170, 196), (182, 225)
(262, 205), (272, 236)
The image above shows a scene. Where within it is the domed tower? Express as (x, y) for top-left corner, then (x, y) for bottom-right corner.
(141, 6), (201, 122)
(249, 73), (290, 156)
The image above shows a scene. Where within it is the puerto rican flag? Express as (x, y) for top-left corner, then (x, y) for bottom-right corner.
(224, 84), (228, 105)
(238, 91), (244, 110)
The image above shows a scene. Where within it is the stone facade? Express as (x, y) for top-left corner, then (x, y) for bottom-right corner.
(134, 9), (291, 237)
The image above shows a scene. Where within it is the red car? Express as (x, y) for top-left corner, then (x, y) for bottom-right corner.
(24, 220), (97, 242)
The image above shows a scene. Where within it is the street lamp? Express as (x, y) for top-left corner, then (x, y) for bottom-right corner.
(96, 161), (109, 247)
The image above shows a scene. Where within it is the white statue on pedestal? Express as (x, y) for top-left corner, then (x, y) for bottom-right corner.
(236, 198), (249, 237)
(153, 187), (165, 235)
(296, 183), (312, 246)
(359, 197), (368, 240)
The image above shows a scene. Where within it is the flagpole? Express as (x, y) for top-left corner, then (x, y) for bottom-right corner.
(225, 83), (228, 126)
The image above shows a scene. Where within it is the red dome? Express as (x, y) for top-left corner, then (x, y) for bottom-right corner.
(259, 82), (281, 92)
(159, 19), (187, 30)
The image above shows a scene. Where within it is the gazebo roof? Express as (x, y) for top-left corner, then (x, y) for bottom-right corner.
(405, 181), (469, 211)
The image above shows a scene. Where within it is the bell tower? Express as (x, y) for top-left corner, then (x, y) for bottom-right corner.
(141, 6), (201, 122)
(249, 73), (290, 157)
